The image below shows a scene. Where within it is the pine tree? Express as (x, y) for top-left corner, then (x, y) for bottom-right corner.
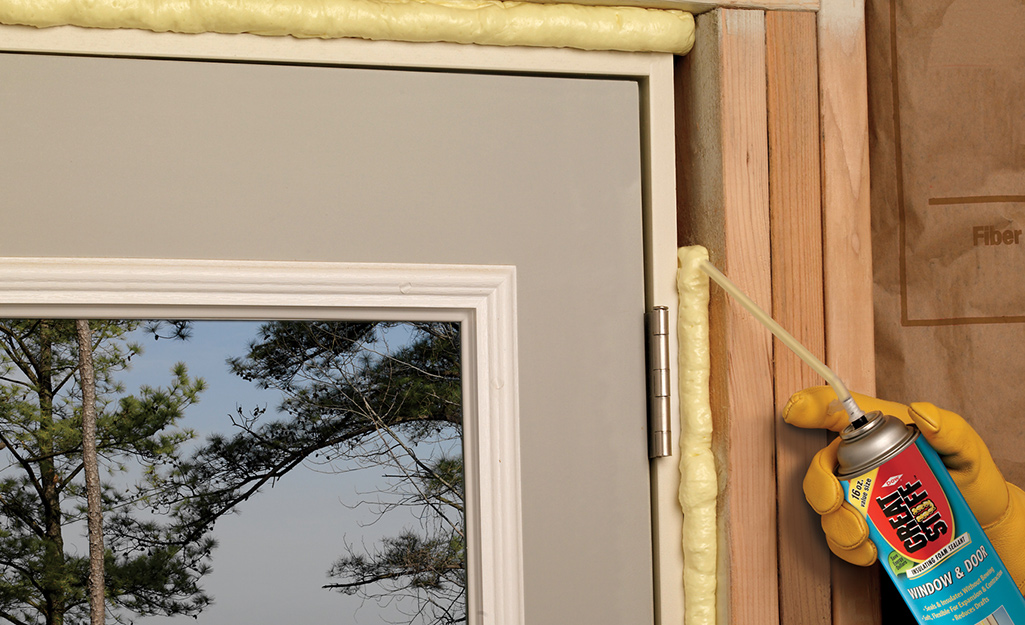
(0, 320), (211, 625)
(73, 320), (104, 625)
(177, 321), (466, 624)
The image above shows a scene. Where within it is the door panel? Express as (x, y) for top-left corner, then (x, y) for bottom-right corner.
(0, 53), (651, 624)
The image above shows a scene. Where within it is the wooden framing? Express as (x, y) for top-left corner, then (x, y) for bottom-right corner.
(676, 9), (777, 624)
(677, 2), (877, 624)
(766, 10), (832, 625)
(818, 0), (880, 622)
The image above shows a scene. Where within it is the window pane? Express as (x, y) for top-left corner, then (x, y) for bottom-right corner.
(0, 319), (464, 625)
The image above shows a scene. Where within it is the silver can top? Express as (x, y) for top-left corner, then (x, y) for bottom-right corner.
(835, 411), (919, 480)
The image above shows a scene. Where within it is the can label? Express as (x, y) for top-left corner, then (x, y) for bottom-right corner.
(843, 437), (1025, 624)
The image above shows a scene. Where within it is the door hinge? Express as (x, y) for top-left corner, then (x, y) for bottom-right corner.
(646, 306), (672, 458)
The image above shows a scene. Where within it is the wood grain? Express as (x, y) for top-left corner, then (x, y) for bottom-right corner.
(676, 8), (778, 624)
(817, 0), (876, 398)
(766, 10), (833, 625)
(817, 0), (881, 622)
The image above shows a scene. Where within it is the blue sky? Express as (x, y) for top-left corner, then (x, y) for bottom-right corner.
(113, 321), (439, 625)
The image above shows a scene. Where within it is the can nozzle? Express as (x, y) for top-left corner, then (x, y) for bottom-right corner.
(696, 259), (868, 427)
(840, 394), (868, 428)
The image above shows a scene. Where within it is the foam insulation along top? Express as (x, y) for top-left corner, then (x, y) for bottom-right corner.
(0, 0), (695, 54)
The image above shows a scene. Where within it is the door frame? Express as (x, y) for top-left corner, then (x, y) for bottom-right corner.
(0, 26), (682, 625)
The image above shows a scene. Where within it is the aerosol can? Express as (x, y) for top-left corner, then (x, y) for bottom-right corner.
(836, 411), (1025, 625)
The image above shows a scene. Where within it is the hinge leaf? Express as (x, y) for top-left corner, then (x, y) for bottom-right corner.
(646, 306), (672, 458)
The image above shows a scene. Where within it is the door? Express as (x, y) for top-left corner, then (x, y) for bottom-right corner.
(0, 49), (655, 624)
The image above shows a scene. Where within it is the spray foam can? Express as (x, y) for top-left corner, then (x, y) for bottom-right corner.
(836, 411), (1025, 625)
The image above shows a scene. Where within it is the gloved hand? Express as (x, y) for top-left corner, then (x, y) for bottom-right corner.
(783, 386), (1025, 594)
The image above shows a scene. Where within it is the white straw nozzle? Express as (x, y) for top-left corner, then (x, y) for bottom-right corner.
(696, 259), (866, 425)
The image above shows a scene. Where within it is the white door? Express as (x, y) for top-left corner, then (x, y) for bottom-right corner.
(0, 48), (660, 624)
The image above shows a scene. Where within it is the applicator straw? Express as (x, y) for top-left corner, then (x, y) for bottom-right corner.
(697, 259), (867, 424)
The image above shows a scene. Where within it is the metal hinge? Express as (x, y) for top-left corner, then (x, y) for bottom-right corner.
(646, 306), (672, 458)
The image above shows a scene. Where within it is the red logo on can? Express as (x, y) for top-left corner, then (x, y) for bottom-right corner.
(867, 446), (953, 561)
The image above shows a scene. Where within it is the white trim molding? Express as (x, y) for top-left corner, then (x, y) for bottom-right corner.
(0, 256), (523, 625)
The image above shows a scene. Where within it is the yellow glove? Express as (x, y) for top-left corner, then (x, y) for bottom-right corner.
(783, 386), (1025, 594)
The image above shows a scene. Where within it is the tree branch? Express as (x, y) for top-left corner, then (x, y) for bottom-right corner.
(0, 606), (32, 625)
